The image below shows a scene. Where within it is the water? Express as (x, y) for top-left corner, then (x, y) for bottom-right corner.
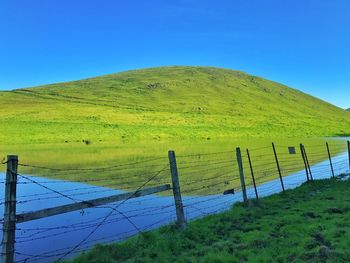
(0, 151), (349, 263)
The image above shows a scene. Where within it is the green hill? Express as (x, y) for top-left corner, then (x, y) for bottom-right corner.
(0, 66), (349, 144)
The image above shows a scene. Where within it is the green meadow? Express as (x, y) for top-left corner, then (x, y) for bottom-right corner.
(1, 66), (349, 144)
(0, 66), (349, 192)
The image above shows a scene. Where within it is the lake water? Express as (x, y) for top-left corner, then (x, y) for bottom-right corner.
(0, 150), (349, 262)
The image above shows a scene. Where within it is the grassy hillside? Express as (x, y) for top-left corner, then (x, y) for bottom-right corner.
(0, 66), (349, 145)
(68, 178), (350, 263)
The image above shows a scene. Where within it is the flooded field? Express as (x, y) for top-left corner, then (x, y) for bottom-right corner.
(0, 137), (349, 262)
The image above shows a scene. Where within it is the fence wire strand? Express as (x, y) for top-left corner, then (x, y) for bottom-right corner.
(0, 141), (349, 262)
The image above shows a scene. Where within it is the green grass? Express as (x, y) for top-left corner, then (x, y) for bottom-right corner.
(68, 178), (350, 263)
(1, 66), (350, 145)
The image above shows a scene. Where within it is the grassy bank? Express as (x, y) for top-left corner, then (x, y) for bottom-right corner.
(69, 177), (350, 262)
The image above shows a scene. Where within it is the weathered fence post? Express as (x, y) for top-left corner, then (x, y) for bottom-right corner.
(326, 142), (335, 178)
(302, 145), (313, 181)
(272, 143), (285, 192)
(168, 150), (186, 229)
(1, 155), (18, 263)
(246, 149), (258, 201)
(300, 144), (310, 182)
(347, 140), (350, 171)
(236, 147), (248, 204)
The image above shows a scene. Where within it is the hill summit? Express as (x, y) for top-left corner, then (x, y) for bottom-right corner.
(0, 66), (349, 143)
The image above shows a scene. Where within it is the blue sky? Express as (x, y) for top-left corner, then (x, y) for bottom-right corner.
(1, 0), (349, 108)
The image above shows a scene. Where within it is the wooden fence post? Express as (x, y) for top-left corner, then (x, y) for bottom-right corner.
(347, 140), (350, 171)
(272, 143), (285, 192)
(168, 150), (186, 229)
(300, 144), (310, 182)
(236, 148), (248, 204)
(246, 149), (258, 201)
(1, 155), (18, 263)
(302, 145), (313, 181)
(326, 142), (335, 178)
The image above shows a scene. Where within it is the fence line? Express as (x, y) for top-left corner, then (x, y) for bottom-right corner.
(0, 140), (349, 262)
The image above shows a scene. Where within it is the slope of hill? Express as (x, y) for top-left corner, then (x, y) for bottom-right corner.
(0, 66), (349, 144)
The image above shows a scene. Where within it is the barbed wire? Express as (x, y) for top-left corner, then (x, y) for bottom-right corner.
(53, 164), (169, 261)
(1, 141), (349, 263)
(17, 156), (167, 172)
(17, 174), (83, 204)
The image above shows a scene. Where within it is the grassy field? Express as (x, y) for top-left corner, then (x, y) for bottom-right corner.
(68, 177), (350, 263)
(0, 66), (349, 146)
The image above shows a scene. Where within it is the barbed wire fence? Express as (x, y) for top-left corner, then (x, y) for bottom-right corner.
(0, 140), (349, 263)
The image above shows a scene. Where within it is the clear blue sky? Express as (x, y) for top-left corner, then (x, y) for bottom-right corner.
(1, 0), (349, 108)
